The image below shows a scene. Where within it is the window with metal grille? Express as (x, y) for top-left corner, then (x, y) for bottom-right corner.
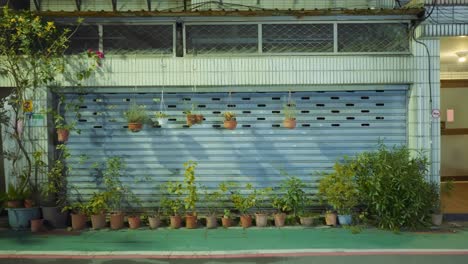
(337, 23), (410, 53)
(185, 24), (258, 55)
(60, 25), (99, 54)
(262, 24), (334, 53)
(103, 25), (173, 55)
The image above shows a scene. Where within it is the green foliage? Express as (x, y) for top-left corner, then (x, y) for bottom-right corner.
(101, 157), (135, 212)
(253, 187), (272, 213)
(183, 161), (198, 213)
(155, 111), (168, 118)
(202, 186), (222, 215)
(428, 180), (454, 214)
(223, 209), (231, 218)
(352, 144), (433, 230)
(161, 181), (184, 216)
(124, 104), (149, 123)
(277, 176), (308, 217)
(86, 192), (109, 215)
(283, 100), (296, 119)
(62, 201), (88, 214)
(223, 111), (236, 121)
(230, 183), (256, 215)
(318, 161), (359, 215)
(5, 183), (26, 201)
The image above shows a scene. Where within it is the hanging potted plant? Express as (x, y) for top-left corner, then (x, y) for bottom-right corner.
(283, 100), (297, 129)
(162, 182), (184, 229)
(155, 111), (169, 126)
(86, 192), (108, 230)
(124, 104), (149, 132)
(318, 162), (359, 226)
(230, 183), (256, 228)
(54, 114), (74, 142)
(184, 110), (203, 126)
(223, 111), (237, 130)
(202, 186), (221, 229)
(183, 161), (199, 229)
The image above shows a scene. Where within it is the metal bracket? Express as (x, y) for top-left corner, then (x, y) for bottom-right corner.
(33, 0), (41, 11)
(75, 0), (82, 11)
(111, 0), (118, 12)
(147, 0), (151, 11)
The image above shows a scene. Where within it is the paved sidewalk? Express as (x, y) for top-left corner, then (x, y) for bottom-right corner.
(0, 226), (467, 259)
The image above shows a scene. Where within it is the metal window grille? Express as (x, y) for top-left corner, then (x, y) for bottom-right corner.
(337, 23), (410, 53)
(262, 24), (334, 53)
(185, 24), (258, 55)
(103, 25), (173, 55)
(59, 25), (99, 54)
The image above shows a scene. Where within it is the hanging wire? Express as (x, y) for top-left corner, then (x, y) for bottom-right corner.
(159, 90), (167, 113)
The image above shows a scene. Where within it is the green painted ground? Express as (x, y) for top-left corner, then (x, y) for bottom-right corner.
(0, 227), (467, 252)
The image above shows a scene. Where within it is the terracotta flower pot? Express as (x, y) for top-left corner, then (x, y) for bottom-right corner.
(128, 216), (141, 229)
(222, 217), (231, 228)
(300, 216), (314, 226)
(224, 120), (237, 130)
(30, 219), (43, 232)
(325, 212), (337, 226)
(240, 215), (252, 228)
(91, 213), (107, 229)
(170, 215), (182, 229)
(71, 213), (87, 230)
(7, 200), (22, 208)
(57, 128), (70, 142)
(24, 199), (34, 208)
(206, 215), (217, 229)
(110, 212), (125, 230)
(185, 214), (197, 229)
(128, 123), (143, 132)
(255, 213), (268, 227)
(148, 216), (161, 229)
(195, 115), (204, 123)
(274, 213), (286, 227)
(186, 115), (197, 126)
(283, 118), (296, 129)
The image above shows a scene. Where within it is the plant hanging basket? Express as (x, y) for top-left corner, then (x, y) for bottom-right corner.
(128, 122), (143, 132)
(283, 118), (296, 129)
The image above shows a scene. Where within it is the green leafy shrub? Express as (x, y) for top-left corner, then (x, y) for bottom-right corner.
(124, 104), (148, 123)
(318, 161), (359, 215)
(352, 144), (433, 230)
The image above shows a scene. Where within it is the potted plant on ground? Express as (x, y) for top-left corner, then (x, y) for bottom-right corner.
(218, 183), (232, 228)
(429, 180), (454, 226)
(86, 192), (109, 230)
(127, 212), (141, 229)
(5, 183), (41, 230)
(162, 182), (184, 229)
(101, 157), (127, 230)
(272, 194), (289, 227)
(124, 104), (149, 132)
(230, 183), (256, 228)
(183, 161), (199, 229)
(202, 186), (221, 229)
(278, 175), (308, 224)
(63, 202), (88, 231)
(223, 111), (237, 130)
(325, 209), (337, 226)
(283, 100), (297, 129)
(318, 162), (359, 226)
(148, 209), (162, 229)
(155, 111), (169, 126)
(253, 187), (272, 227)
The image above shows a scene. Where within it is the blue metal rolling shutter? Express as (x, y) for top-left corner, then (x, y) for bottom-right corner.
(64, 88), (407, 207)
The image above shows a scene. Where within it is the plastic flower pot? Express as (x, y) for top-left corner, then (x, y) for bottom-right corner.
(148, 216), (161, 229)
(432, 214), (443, 226)
(222, 217), (231, 228)
(205, 215), (217, 229)
(41, 206), (68, 228)
(283, 118), (296, 129)
(240, 215), (252, 228)
(274, 213), (286, 227)
(128, 123), (143, 132)
(224, 120), (237, 130)
(7, 208), (41, 230)
(91, 213), (107, 229)
(71, 213), (87, 230)
(170, 215), (182, 229)
(300, 216), (314, 226)
(30, 219), (43, 232)
(185, 214), (197, 229)
(157, 118), (168, 126)
(57, 128), (70, 142)
(255, 213), (268, 227)
(128, 216), (141, 229)
(337, 215), (352, 226)
(110, 212), (124, 230)
(325, 212), (337, 226)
